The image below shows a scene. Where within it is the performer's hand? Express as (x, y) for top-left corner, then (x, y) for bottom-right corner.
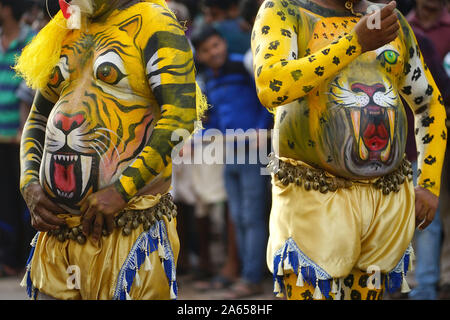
(414, 186), (439, 230)
(354, 1), (399, 53)
(22, 182), (67, 231)
(80, 185), (127, 243)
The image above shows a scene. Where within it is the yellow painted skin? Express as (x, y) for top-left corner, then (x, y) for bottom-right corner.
(252, 0), (447, 196)
(20, 2), (197, 213)
(16, 1), (199, 300)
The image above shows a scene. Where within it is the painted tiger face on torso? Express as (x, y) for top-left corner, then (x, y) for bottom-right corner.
(39, 13), (159, 211)
(275, 17), (408, 179)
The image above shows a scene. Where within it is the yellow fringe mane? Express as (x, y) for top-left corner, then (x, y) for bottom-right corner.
(14, 0), (207, 121)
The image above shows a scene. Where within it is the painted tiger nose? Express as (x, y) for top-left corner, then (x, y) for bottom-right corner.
(54, 113), (85, 134)
(351, 83), (385, 97)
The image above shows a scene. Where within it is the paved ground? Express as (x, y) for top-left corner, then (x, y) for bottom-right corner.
(0, 272), (276, 300)
(0, 268), (414, 300)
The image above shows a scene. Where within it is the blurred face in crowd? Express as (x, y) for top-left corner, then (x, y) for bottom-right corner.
(0, 3), (9, 24)
(416, 0), (446, 15)
(203, 5), (230, 23)
(196, 34), (228, 70)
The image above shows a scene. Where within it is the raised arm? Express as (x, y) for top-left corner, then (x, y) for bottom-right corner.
(252, 0), (400, 108)
(397, 14), (447, 198)
(80, 4), (197, 241)
(113, 6), (197, 202)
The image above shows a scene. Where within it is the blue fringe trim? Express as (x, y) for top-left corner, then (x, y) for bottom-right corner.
(113, 220), (177, 300)
(272, 238), (333, 298)
(273, 239), (414, 298)
(22, 232), (39, 300)
(385, 244), (414, 294)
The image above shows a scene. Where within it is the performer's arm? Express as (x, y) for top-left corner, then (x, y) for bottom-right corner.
(20, 92), (55, 192)
(113, 5), (197, 202)
(253, 0), (400, 108)
(20, 90), (66, 230)
(252, 0), (363, 108)
(398, 14), (447, 197)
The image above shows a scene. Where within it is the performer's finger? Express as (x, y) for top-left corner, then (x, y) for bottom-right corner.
(383, 19), (400, 34)
(34, 209), (60, 231)
(40, 195), (66, 215)
(82, 205), (96, 236)
(38, 207), (66, 228)
(381, 12), (398, 29)
(380, 1), (397, 19)
(418, 207), (435, 230)
(80, 198), (90, 214)
(415, 200), (425, 227)
(91, 214), (104, 243)
(104, 215), (114, 235)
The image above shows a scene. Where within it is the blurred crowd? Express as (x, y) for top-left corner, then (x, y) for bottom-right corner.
(0, 0), (449, 300)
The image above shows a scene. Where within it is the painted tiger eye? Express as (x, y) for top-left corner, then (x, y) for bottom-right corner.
(49, 67), (63, 87)
(383, 50), (398, 65)
(96, 62), (124, 85)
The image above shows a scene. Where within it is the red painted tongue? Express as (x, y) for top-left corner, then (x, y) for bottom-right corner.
(363, 123), (389, 151)
(364, 122), (388, 139)
(54, 162), (76, 193)
(59, 0), (71, 19)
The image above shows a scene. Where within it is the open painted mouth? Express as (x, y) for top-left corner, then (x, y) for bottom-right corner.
(44, 151), (97, 206)
(350, 105), (395, 162)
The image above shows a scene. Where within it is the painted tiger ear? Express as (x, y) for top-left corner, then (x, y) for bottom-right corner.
(117, 15), (142, 45)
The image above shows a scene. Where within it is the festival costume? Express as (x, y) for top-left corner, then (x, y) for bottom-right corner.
(252, 0), (447, 299)
(15, 0), (206, 300)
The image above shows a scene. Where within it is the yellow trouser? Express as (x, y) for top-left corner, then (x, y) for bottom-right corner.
(26, 215), (179, 300)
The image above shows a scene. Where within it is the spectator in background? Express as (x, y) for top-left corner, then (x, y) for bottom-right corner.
(0, 0), (35, 277)
(167, 0), (194, 37)
(404, 0), (450, 300)
(239, 0), (263, 76)
(199, 0), (252, 55)
(407, 0), (450, 62)
(445, 52), (450, 77)
(191, 25), (273, 298)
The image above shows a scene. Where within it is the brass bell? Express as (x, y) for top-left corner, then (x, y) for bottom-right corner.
(77, 234), (86, 245)
(282, 178), (289, 186)
(306, 169), (314, 181)
(57, 233), (65, 242)
(117, 217), (126, 227)
(277, 169), (286, 180)
(320, 185), (328, 193)
(72, 227), (80, 236)
(319, 177), (326, 186)
(123, 227), (132, 236)
(313, 181), (320, 190)
(132, 219), (140, 229)
(328, 183), (337, 192)
(383, 187), (390, 195)
(304, 181), (311, 191)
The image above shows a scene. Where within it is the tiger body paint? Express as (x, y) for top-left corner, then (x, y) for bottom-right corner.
(21, 2), (196, 213)
(17, 0), (199, 299)
(252, 0), (447, 299)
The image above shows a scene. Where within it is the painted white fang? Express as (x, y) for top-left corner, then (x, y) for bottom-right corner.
(45, 153), (52, 189)
(81, 155), (92, 195)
